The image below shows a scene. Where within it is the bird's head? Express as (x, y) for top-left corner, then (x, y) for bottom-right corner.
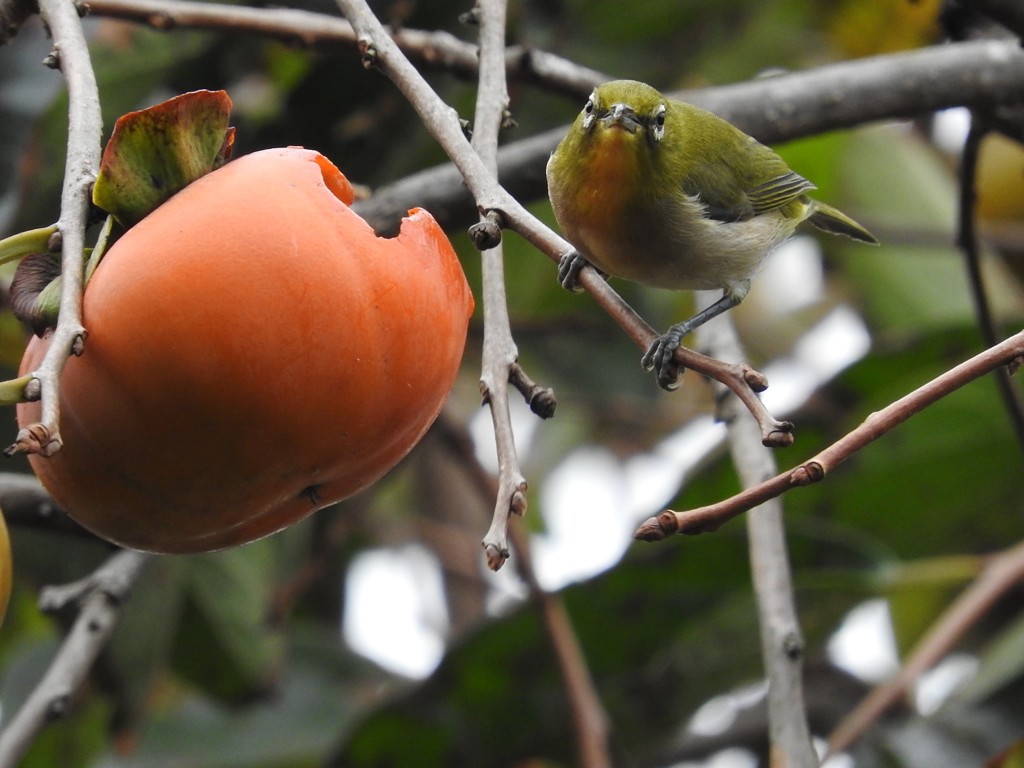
(577, 80), (668, 145)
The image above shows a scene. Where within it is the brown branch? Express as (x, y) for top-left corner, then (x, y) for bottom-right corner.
(509, 523), (614, 768)
(825, 538), (1024, 757)
(433, 414), (614, 768)
(635, 328), (1024, 541)
(6, 0), (101, 458)
(0, 549), (150, 768)
(509, 362), (557, 419)
(695, 297), (817, 767)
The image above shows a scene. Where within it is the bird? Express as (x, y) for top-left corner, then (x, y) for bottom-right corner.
(546, 79), (878, 389)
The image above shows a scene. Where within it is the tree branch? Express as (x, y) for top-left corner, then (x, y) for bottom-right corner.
(0, 549), (149, 768)
(509, 523), (614, 768)
(433, 414), (614, 768)
(6, 0), (101, 458)
(82, 0), (611, 96)
(635, 328), (1024, 540)
(825, 538), (1024, 758)
(695, 296), (817, 767)
(468, 0), (533, 572)
(0, 472), (95, 537)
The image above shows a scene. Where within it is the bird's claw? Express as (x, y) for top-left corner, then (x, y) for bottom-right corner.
(641, 325), (690, 391)
(557, 250), (590, 293)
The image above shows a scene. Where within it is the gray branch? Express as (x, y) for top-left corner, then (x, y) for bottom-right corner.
(354, 39), (1024, 234)
(0, 549), (149, 768)
(695, 293), (818, 767)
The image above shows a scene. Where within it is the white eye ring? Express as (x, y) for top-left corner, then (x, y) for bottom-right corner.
(651, 104), (666, 142)
(582, 93), (597, 128)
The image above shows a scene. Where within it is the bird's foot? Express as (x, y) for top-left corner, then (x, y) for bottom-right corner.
(557, 250), (591, 292)
(641, 323), (692, 391)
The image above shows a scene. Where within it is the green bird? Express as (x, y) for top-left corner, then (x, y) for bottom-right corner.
(546, 79), (877, 389)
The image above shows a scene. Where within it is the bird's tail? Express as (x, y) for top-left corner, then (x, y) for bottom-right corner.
(808, 201), (879, 244)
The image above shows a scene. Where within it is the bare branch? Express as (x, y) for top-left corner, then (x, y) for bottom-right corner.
(433, 415), (614, 768)
(6, 0), (101, 457)
(83, 0), (610, 95)
(0, 549), (149, 768)
(695, 296), (816, 767)
(469, 0), (531, 572)
(510, 523), (614, 768)
(826, 538), (1024, 757)
(635, 329), (1024, 540)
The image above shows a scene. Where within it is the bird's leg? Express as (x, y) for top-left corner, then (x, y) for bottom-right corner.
(557, 250), (606, 292)
(641, 290), (742, 390)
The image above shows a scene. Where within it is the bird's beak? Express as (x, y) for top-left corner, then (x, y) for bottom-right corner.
(601, 103), (641, 134)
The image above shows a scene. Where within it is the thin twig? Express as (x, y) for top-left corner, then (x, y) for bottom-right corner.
(6, 0), (101, 458)
(635, 328), (1024, 540)
(509, 362), (556, 418)
(83, 0), (610, 96)
(825, 538), (1024, 757)
(695, 295), (817, 767)
(957, 116), (1024, 459)
(470, 0), (531, 572)
(0, 549), (149, 768)
(509, 523), (614, 768)
(433, 414), (614, 768)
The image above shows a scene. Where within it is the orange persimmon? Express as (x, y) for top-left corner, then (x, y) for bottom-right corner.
(17, 147), (473, 553)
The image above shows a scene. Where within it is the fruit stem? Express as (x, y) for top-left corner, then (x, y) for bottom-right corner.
(84, 215), (115, 283)
(0, 375), (37, 406)
(0, 225), (59, 266)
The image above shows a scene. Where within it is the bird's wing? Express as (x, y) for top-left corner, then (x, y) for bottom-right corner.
(745, 170), (816, 216)
(678, 114), (816, 222)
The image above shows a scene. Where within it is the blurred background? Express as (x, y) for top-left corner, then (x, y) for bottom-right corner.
(1, 0), (1023, 766)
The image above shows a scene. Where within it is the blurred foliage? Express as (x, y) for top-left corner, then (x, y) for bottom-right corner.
(0, 0), (1023, 767)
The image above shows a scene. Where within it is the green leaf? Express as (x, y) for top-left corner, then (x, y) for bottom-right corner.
(99, 626), (385, 768)
(171, 540), (284, 702)
(92, 90), (235, 227)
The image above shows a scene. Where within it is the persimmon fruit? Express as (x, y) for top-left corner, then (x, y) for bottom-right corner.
(17, 147), (473, 553)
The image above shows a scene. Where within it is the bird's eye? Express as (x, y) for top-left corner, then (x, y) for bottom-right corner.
(651, 104), (667, 141)
(581, 96), (597, 128)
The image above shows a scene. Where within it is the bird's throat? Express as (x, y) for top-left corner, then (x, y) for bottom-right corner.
(574, 132), (643, 224)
